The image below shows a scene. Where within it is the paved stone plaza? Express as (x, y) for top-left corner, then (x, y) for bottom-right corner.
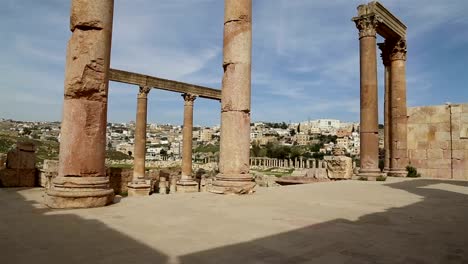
(2, 178), (467, 263)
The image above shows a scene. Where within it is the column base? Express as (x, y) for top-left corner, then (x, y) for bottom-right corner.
(210, 174), (256, 194)
(387, 169), (407, 177)
(127, 180), (152, 197)
(176, 180), (199, 193)
(354, 169), (384, 181)
(44, 177), (114, 209)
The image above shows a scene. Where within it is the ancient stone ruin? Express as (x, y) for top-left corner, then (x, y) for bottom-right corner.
(0, 142), (37, 187)
(352, 1), (408, 180)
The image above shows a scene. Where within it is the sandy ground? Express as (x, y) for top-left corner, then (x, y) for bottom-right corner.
(1, 177), (468, 264)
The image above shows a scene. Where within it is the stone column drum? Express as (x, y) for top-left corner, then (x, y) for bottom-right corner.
(211, 0), (255, 194)
(378, 42), (391, 173)
(45, 0), (115, 208)
(354, 15), (382, 179)
(388, 39), (408, 177)
(177, 93), (199, 192)
(128, 86), (152, 196)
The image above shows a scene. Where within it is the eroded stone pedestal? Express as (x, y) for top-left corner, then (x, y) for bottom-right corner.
(127, 181), (151, 197)
(45, 177), (114, 208)
(176, 180), (199, 193)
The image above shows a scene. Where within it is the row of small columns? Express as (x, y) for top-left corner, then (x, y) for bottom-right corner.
(353, 14), (408, 179)
(128, 89), (200, 196)
(45, 0), (258, 207)
(250, 158), (327, 169)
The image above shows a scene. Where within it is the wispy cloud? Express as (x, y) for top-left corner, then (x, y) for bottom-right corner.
(1, 0), (467, 125)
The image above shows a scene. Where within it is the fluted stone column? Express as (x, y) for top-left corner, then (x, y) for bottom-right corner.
(178, 93), (199, 192)
(212, 0), (254, 194)
(378, 42), (391, 174)
(128, 86), (151, 196)
(354, 15), (382, 179)
(388, 39), (408, 177)
(45, 0), (115, 208)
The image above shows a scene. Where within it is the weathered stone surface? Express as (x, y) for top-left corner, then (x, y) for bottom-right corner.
(45, 0), (114, 208)
(212, 0), (254, 194)
(407, 104), (468, 180)
(127, 181), (151, 197)
(325, 156), (353, 179)
(107, 167), (132, 195)
(6, 143), (36, 170)
(217, 111), (251, 175)
(0, 169), (36, 187)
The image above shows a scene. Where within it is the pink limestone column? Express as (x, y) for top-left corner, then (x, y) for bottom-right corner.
(354, 15), (382, 179)
(177, 93), (199, 192)
(388, 39), (409, 177)
(128, 86), (152, 196)
(211, 0), (255, 194)
(378, 42), (392, 174)
(45, 0), (115, 208)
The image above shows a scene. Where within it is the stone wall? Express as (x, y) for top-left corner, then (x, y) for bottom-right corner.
(0, 142), (37, 187)
(407, 103), (468, 179)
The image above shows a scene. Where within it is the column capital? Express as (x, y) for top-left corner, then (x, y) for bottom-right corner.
(377, 42), (392, 66)
(138, 86), (151, 98)
(353, 15), (381, 39)
(390, 39), (407, 61)
(182, 93), (197, 105)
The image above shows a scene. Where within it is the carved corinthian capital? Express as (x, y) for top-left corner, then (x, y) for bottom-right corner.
(353, 15), (381, 38)
(390, 39), (407, 61)
(138, 86), (151, 97)
(378, 42), (392, 66)
(182, 93), (197, 105)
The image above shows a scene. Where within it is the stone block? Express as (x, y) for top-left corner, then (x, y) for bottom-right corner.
(452, 158), (467, 170)
(453, 170), (468, 180)
(107, 168), (133, 195)
(409, 149), (427, 160)
(0, 169), (36, 187)
(429, 106), (449, 123)
(428, 141), (449, 150)
(430, 159), (451, 169)
(324, 156), (353, 179)
(43, 160), (59, 173)
(435, 132), (451, 141)
(6, 149), (36, 170)
(409, 159), (427, 168)
(176, 181), (199, 193)
(452, 150), (467, 160)
(427, 149), (444, 159)
(16, 142), (36, 152)
(127, 182), (151, 197)
(452, 140), (468, 150)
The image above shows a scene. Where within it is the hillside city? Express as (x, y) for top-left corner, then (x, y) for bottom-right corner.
(0, 117), (383, 165)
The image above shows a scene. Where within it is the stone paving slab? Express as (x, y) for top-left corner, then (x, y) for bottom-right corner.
(1, 178), (468, 263)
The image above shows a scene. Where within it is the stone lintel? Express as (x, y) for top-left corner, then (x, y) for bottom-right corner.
(109, 68), (221, 100)
(355, 1), (406, 40)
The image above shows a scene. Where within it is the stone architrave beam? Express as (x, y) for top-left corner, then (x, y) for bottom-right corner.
(109, 68), (221, 100)
(356, 1), (406, 39)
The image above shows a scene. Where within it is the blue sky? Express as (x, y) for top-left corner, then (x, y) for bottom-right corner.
(1, 0), (467, 126)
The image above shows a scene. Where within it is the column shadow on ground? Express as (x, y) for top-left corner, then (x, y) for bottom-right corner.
(179, 179), (468, 264)
(1, 179), (467, 264)
(0, 188), (169, 264)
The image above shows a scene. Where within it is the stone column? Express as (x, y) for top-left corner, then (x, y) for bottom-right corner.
(212, 0), (254, 194)
(45, 0), (115, 208)
(378, 42), (391, 174)
(177, 93), (199, 192)
(353, 15), (382, 179)
(128, 86), (151, 196)
(388, 39), (408, 177)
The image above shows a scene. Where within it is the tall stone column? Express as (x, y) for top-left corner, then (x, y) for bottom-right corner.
(45, 0), (115, 208)
(388, 39), (408, 177)
(353, 15), (382, 179)
(212, 0), (255, 194)
(128, 86), (152, 196)
(177, 93), (199, 192)
(378, 42), (391, 174)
